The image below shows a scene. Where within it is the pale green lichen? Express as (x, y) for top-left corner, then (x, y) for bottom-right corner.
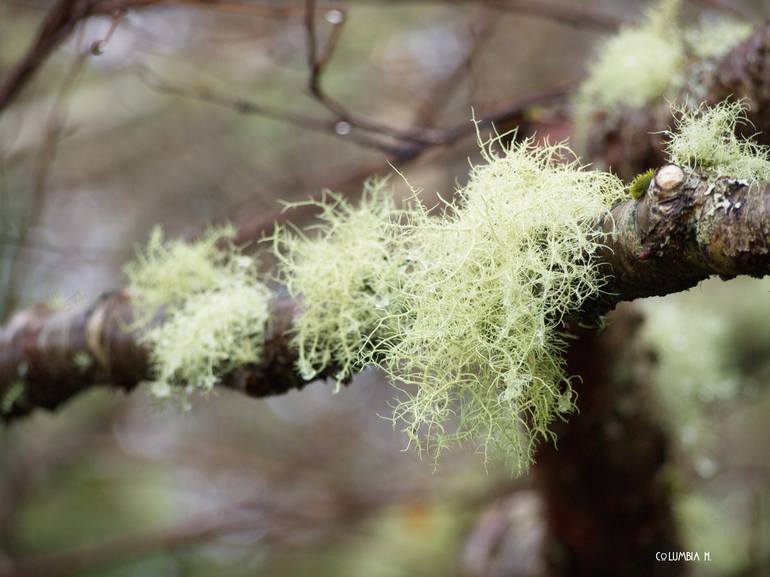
(126, 226), (271, 398)
(2, 381), (25, 414)
(665, 99), (770, 182)
(684, 19), (752, 60)
(126, 226), (240, 324)
(277, 134), (624, 471)
(273, 179), (404, 385)
(577, 0), (683, 112)
(575, 0), (752, 121)
(147, 283), (270, 397)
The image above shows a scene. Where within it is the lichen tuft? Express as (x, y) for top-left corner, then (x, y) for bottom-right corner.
(685, 19), (752, 60)
(575, 0), (753, 122)
(125, 226), (239, 323)
(272, 179), (403, 385)
(277, 134), (624, 472)
(665, 99), (770, 183)
(126, 226), (271, 399)
(577, 0), (683, 112)
(147, 282), (271, 398)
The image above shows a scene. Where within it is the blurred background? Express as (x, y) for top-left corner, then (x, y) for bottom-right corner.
(1, 0), (770, 575)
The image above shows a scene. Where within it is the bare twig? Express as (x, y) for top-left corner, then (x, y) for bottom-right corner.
(138, 69), (414, 157)
(0, 35), (90, 320)
(350, 0), (622, 32)
(0, 0), (87, 113)
(0, 0), (343, 115)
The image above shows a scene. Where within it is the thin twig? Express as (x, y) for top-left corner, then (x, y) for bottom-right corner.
(138, 69), (413, 156)
(0, 0), (343, 116)
(303, 0), (449, 146)
(0, 34), (90, 320)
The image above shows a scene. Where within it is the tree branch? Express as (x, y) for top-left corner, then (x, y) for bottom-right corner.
(588, 166), (770, 315)
(0, 288), (318, 421)
(538, 305), (683, 577)
(2, 165), (769, 421)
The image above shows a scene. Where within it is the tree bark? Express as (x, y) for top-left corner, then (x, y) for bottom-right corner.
(537, 305), (684, 577)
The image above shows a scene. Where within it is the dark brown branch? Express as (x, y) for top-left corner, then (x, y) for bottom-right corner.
(589, 166), (770, 315)
(0, 0), (87, 113)
(303, 0), (447, 147)
(0, 288), (317, 421)
(1, 0), (572, 164)
(138, 70), (411, 157)
(2, 165), (770, 421)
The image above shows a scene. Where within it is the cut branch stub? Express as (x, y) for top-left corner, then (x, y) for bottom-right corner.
(653, 164), (685, 197)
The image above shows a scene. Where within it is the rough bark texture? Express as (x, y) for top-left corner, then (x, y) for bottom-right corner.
(587, 165), (770, 316)
(538, 305), (683, 577)
(0, 0), (196, 113)
(707, 23), (770, 142)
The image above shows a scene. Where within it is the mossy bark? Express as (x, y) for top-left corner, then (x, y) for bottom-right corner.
(586, 166), (770, 318)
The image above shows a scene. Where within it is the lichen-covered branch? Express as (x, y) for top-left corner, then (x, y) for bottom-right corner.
(582, 19), (770, 179)
(0, 289), (319, 421)
(1, 164), (769, 421)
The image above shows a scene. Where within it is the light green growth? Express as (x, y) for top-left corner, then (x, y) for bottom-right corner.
(629, 168), (655, 199)
(383, 138), (624, 470)
(277, 135), (624, 472)
(73, 351), (93, 373)
(577, 0), (683, 111)
(685, 19), (751, 60)
(665, 99), (770, 182)
(147, 282), (270, 397)
(575, 0), (752, 120)
(126, 226), (271, 398)
(125, 226), (239, 324)
(46, 294), (68, 311)
(2, 381), (25, 414)
(273, 179), (404, 385)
